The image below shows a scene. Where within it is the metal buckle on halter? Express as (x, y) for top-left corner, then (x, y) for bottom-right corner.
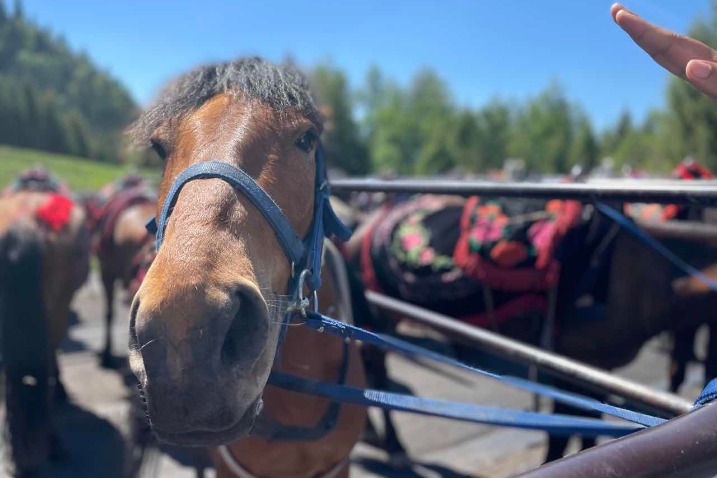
(287, 268), (319, 318)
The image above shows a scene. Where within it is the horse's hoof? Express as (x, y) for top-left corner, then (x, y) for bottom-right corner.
(388, 452), (411, 469)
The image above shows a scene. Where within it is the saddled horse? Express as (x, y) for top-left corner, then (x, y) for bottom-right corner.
(625, 159), (717, 394)
(83, 175), (156, 367)
(345, 186), (717, 463)
(0, 171), (90, 476)
(127, 58), (366, 477)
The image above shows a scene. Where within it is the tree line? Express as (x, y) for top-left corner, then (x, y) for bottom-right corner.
(0, 0), (136, 162)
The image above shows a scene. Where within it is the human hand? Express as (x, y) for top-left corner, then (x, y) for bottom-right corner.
(612, 3), (717, 98)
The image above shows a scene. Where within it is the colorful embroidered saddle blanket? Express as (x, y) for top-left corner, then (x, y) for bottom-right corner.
(454, 197), (583, 292)
(625, 160), (713, 223)
(361, 194), (585, 328)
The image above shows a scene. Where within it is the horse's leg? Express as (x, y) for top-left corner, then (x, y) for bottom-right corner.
(331, 463), (350, 478)
(100, 270), (115, 368)
(48, 424), (69, 462)
(544, 381), (602, 464)
(543, 399), (571, 463)
(51, 349), (68, 403)
(374, 348), (410, 468)
(705, 325), (717, 385)
(670, 326), (697, 393)
(359, 344), (410, 467)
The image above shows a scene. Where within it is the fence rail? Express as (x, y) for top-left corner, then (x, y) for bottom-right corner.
(331, 178), (717, 206)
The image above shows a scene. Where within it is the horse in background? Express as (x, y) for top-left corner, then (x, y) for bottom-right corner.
(83, 175), (156, 367)
(626, 158), (717, 394)
(0, 169), (90, 476)
(344, 171), (717, 463)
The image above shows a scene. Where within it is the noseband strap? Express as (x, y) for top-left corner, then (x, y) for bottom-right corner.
(146, 146), (351, 294)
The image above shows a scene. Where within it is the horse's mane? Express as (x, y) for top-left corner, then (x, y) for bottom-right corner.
(130, 57), (323, 146)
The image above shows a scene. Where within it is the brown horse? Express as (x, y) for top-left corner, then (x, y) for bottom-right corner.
(0, 184), (90, 475)
(128, 58), (366, 477)
(84, 176), (156, 367)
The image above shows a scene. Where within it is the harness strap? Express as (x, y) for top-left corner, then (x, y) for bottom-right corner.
(253, 340), (349, 441)
(290, 311), (664, 428)
(269, 372), (642, 438)
(217, 446), (347, 478)
(596, 202), (717, 292)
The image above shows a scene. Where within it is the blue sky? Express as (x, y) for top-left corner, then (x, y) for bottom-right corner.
(19, 0), (712, 130)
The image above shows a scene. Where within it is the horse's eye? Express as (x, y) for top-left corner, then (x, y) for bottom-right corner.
(150, 140), (167, 160)
(295, 131), (318, 154)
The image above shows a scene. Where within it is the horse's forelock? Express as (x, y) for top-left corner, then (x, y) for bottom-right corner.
(130, 57), (323, 148)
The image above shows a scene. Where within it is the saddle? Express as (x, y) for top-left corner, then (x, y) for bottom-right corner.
(362, 194), (585, 329)
(4, 169), (75, 232)
(5, 168), (69, 197)
(89, 181), (155, 254)
(625, 160), (714, 222)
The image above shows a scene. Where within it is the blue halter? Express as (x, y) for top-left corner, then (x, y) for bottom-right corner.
(146, 145), (352, 298)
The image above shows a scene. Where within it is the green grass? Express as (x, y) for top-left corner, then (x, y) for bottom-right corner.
(0, 145), (160, 191)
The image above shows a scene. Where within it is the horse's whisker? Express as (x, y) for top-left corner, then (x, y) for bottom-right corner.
(140, 337), (164, 351)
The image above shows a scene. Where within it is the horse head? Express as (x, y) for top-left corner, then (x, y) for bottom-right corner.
(128, 58), (329, 446)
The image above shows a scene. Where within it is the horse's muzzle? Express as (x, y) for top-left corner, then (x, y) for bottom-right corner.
(127, 283), (271, 444)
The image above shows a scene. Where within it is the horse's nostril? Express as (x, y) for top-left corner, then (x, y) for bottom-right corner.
(220, 289), (269, 369)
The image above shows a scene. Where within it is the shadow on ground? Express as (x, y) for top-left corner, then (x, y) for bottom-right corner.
(353, 456), (480, 478)
(41, 401), (126, 478)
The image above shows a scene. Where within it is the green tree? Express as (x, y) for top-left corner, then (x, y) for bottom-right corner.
(365, 67), (457, 175)
(311, 63), (370, 175)
(476, 99), (513, 170)
(509, 83), (575, 173)
(0, 6), (137, 159)
(570, 119), (599, 171)
(452, 110), (483, 172)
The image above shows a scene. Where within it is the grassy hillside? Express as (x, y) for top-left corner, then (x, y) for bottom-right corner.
(0, 145), (159, 191)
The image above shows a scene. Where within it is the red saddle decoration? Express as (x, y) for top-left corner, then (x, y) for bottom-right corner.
(36, 194), (74, 232)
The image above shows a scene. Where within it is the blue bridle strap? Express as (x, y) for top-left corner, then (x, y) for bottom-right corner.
(151, 160), (305, 265)
(146, 146), (351, 293)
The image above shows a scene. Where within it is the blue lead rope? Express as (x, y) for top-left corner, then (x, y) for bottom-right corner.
(695, 379), (717, 407)
(298, 312), (665, 427)
(269, 371), (642, 438)
(595, 202), (717, 292)
(268, 309), (667, 438)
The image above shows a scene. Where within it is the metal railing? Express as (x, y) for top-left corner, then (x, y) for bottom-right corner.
(332, 177), (717, 205)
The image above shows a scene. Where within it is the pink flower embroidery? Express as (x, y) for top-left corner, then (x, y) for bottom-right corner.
(470, 218), (504, 243)
(419, 248), (435, 265)
(528, 221), (555, 253)
(401, 232), (424, 251)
